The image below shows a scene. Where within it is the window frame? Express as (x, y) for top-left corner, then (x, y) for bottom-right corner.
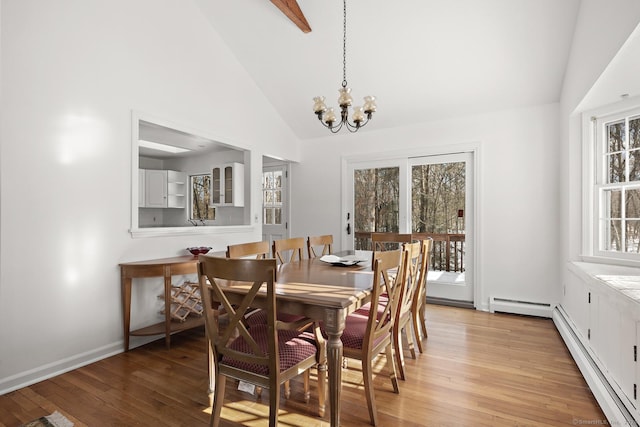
(189, 172), (216, 221)
(583, 100), (640, 264)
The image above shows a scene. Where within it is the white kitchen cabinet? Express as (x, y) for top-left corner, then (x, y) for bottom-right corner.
(562, 263), (640, 422)
(166, 170), (186, 208)
(211, 162), (244, 207)
(140, 169), (185, 208)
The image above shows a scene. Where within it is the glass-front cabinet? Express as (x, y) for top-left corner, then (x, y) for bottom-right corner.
(211, 162), (244, 207)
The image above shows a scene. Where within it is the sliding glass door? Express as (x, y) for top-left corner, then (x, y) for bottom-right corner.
(346, 152), (474, 303)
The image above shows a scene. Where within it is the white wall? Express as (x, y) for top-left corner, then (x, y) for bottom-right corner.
(560, 1), (640, 269)
(0, 0), (300, 392)
(291, 103), (561, 312)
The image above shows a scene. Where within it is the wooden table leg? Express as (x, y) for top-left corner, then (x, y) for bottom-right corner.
(163, 267), (172, 349)
(324, 308), (346, 427)
(121, 274), (132, 352)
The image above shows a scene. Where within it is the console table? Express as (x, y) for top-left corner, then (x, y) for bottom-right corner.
(120, 255), (202, 351)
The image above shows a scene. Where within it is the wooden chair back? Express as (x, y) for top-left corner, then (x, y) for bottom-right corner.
(366, 249), (408, 353)
(411, 238), (433, 353)
(388, 241), (422, 380)
(198, 257), (278, 380)
(272, 237), (305, 264)
(307, 235), (333, 258)
(400, 241), (422, 319)
(341, 248), (406, 426)
(371, 232), (413, 251)
(226, 241), (270, 259)
(413, 238), (433, 314)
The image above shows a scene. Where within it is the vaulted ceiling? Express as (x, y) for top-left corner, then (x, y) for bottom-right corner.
(195, 0), (581, 140)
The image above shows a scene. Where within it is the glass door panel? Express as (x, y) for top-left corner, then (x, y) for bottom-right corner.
(353, 166), (400, 250)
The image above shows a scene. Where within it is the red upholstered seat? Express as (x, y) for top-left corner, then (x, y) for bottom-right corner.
(339, 309), (388, 350)
(223, 325), (318, 376)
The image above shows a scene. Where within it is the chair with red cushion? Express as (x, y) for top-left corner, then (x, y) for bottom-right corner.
(340, 249), (408, 426)
(198, 257), (322, 427)
(225, 240), (309, 400)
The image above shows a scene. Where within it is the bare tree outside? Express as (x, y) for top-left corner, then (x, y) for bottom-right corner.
(354, 167), (400, 235)
(411, 163), (465, 234)
(604, 116), (640, 252)
(191, 174), (215, 220)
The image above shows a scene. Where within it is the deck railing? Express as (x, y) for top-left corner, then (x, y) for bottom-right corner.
(354, 231), (465, 272)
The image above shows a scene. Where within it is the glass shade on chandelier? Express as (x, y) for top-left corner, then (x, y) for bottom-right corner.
(313, 89), (376, 133)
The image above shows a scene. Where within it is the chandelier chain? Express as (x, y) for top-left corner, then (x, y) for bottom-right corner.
(342, 0), (347, 88)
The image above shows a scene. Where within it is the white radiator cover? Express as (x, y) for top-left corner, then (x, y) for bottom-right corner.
(489, 296), (555, 317)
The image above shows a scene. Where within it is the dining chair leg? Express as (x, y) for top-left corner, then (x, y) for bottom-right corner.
(362, 358), (379, 426)
(385, 342), (400, 394)
(317, 363), (327, 417)
(406, 325), (417, 360)
(392, 326), (406, 381)
(211, 375), (226, 427)
(419, 304), (429, 339)
(284, 380), (290, 399)
(412, 312), (424, 354)
(269, 383), (281, 427)
(303, 370), (310, 403)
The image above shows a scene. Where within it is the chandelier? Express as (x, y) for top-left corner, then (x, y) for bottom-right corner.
(312, 0), (376, 133)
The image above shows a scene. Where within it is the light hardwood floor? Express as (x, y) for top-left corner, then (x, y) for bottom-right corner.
(0, 305), (605, 426)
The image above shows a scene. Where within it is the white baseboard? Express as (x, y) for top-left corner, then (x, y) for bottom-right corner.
(553, 306), (638, 427)
(0, 336), (157, 395)
(489, 296), (554, 317)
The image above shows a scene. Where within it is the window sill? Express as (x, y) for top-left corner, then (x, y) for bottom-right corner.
(130, 225), (255, 238)
(569, 260), (640, 305)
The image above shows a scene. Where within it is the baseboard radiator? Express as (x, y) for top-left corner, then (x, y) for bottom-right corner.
(554, 306), (638, 427)
(489, 296), (554, 317)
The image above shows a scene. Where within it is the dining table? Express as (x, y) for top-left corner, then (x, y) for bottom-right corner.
(204, 250), (374, 427)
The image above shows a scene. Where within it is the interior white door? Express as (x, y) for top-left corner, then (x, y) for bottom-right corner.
(262, 164), (289, 249)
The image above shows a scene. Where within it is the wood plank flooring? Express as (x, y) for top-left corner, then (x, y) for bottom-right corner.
(0, 305), (606, 426)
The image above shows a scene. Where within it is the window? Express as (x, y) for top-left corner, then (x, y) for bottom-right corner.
(190, 173), (215, 220)
(592, 106), (640, 259)
(262, 169), (283, 225)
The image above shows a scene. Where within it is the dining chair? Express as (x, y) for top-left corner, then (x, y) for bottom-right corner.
(392, 241), (421, 380)
(411, 238), (433, 353)
(371, 232), (413, 251)
(226, 241), (270, 259)
(307, 234), (333, 258)
(226, 240), (308, 357)
(198, 256), (322, 427)
(272, 237), (305, 264)
(338, 249), (408, 426)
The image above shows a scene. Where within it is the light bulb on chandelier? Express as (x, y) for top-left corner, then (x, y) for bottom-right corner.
(312, 0), (376, 133)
